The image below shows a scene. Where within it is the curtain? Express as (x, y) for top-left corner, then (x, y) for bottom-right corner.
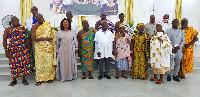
(153, 0), (176, 23)
(175, 0), (182, 27)
(133, 0), (176, 27)
(124, 0), (133, 24)
(20, 0), (32, 26)
(133, 0), (153, 27)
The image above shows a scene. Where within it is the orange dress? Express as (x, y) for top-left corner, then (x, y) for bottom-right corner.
(179, 27), (198, 77)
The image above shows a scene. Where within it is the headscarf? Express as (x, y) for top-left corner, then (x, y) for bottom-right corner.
(136, 23), (145, 30)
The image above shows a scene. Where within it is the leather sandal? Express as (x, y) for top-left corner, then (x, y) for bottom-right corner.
(8, 81), (17, 86)
(82, 76), (87, 80)
(150, 77), (157, 81)
(122, 75), (128, 79)
(22, 80), (29, 85)
(115, 75), (119, 79)
(88, 75), (94, 79)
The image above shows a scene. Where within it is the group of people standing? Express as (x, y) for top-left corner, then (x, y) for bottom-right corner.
(3, 6), (198, 86)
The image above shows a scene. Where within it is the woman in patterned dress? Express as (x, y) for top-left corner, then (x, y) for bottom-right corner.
(130, 23), (150, 80)
(113, 23), (131, 79)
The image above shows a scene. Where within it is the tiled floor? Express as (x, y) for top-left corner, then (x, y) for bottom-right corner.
(0, 69), (200, 97)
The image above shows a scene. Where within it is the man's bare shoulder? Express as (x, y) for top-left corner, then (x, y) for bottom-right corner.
(78, 30), (85, 36)
(4, 27), (12, 32)
(32, 24), (40, 30)
(115, 21), (121, 24)
(96, 20), (101, 24)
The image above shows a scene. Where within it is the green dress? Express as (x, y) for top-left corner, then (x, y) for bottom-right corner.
(80, 27), (97, 72)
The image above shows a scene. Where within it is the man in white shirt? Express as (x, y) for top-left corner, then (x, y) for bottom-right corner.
(66, 11), (79, 34)
(25, 6), (38, 31)
(94, 20), (114, 80)
(161, 14), (171, 32)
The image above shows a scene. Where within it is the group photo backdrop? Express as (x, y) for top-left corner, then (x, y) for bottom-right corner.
(50, 0), (118, 16)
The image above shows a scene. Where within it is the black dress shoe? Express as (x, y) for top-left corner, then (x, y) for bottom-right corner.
(167, 76), (171, 81)
(104, 75), (111, 79)
(98, 75), (103, 80)
(173, 76), (180, 82)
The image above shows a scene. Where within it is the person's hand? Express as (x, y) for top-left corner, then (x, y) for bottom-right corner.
(174, 46), (180, 50)
(25, 40), (30, 47)
(78, 50), (81, 57)
(157, 37), (163, 43)
(172, 49), (177, 54)
(75, 49), (78, 53)
(184, 44), (190, 49)
(5, 50), (10, 58)
(112, 51), (118, 56)
(126, 38), (130, 43)
(97, 52), (101, 57)
(130, 51), (135, 59)
(56, 52), (58, 58)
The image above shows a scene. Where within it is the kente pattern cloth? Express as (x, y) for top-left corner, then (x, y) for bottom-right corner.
(150, 32), (172, 74)
(34, 21), (57, 82)
(97, 19), (115, 33)
(80, 28), (97, 72)
(131, 32), (150, 79)
(26, 31), (35, 73)
(8, 26), (31, 78)
(179, 27), (198, 77)
(115, 33), (131, 69)
(56, 30), (78, 81)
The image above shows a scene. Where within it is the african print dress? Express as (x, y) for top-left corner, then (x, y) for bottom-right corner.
(131, 32), (150, 79)
(179, 27), (198, 77)
(115, 33), (131, 70)
(80, 28), (97, 72)
(8, 26), (31, 78)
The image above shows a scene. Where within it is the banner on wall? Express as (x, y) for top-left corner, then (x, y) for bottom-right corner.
(50, 0), (118, 16)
